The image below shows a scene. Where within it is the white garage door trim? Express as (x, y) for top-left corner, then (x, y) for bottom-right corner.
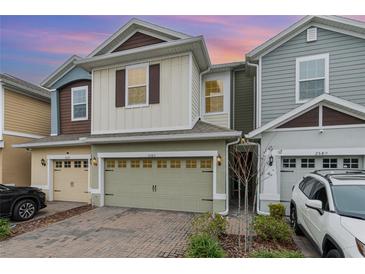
(96, 150), (223, 207)
(46, 154), (91, 201)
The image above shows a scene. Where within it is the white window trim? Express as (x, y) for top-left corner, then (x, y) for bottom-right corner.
(71, 86), (88, 121)
(204, 79), (225, 114)
(295, 53), (329, 104)
(125, 63), (149, 108)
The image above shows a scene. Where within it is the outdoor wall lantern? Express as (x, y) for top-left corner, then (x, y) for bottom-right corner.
(268, 155), (274, 166)
(92, 157), (98, 166)
(41, 158), (46, 166)
(217, 154), (222, 166)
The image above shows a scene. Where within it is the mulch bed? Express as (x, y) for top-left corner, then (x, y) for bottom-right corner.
(2, 204), (93, 241)
(219, 234), (299, 258)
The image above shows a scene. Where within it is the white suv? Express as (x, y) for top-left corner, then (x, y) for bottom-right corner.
(290, 169), (365, 258)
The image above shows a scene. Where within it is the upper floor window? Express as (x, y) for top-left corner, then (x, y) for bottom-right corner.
(296, 53), (329, 103)
(205, 80), (224, 113)
(71, 86), (88, 121)
(126, 64), (148, 107)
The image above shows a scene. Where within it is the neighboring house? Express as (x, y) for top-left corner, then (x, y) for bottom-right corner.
(0, 73), (51, 186)
(15, 19), (256, 214)
(246, 16), (365, 214)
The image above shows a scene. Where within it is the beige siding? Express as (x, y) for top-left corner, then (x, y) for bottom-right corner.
(1, 135), (33, 186)
(4, 89), (50, 136)
(191, 57), (200, 123)
(31, 146), (91, 189)
(203, 113), (229, 128)
(92, 55), (190, 133)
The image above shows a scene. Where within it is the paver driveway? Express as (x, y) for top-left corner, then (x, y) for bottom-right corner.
(0, 207), (195, 258)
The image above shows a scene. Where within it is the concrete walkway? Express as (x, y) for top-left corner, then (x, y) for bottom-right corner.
(293, 235), (321, 258)
(1, 207), (194, 258)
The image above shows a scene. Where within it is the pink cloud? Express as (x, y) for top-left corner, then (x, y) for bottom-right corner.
(1, 28), (109, 55)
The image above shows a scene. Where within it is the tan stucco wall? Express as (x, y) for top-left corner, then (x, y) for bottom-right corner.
(30, 146), (91, 189)
(90, 140), (227, 212)
(1, 135), (33, 186)
(4, 89), (51, 136)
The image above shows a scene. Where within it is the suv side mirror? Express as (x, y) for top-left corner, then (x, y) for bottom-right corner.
(306, 200), (324, 215)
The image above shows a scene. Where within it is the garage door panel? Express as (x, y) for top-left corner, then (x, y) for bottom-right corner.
(280, 156), (362, 212)
(104, 157), (213, 212)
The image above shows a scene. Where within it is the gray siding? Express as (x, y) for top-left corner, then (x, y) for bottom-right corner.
(234, 70), (254, 133)
(261, 27), (365, 125)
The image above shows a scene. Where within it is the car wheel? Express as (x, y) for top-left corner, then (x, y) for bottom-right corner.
(326, 249), (343, 258)
(290, 205), (303, 235)
(12, 199), (38, 221)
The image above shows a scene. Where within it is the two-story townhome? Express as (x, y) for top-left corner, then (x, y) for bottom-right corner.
(246, 16), (365, 214)
(0, 73), (50, 186)
(16, 19), (256, 214)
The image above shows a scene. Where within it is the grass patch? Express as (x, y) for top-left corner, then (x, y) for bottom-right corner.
(0, 218), (11, 240)
(186, 233), (226, 258)
(249, 249), (304, 258)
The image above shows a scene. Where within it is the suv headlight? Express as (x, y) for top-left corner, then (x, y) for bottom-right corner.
(356, 238), (365, 257)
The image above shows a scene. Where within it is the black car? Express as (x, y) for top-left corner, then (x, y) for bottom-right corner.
(0, 184), (47, 221)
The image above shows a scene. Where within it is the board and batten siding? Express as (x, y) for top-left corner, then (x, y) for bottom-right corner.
(92, 55), (190, 133)
(4, 89), (50, 136)
(234, 70), (254, 134)
(191, 57), (200, 124)
(261, 27), (365, 125)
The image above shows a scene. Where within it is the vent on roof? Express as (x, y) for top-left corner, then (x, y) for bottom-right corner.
(307, 27), (317, 42)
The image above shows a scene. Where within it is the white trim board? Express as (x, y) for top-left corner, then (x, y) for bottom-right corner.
(273, 148), (365, 157)
(46, 154), (91, 201)
(246, 94), (365, 139)
(96, 150), (226, 207)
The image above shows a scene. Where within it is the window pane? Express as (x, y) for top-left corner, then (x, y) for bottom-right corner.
(299, 59), (325, 80)
(73, 89), (86, 104)
(205, 80), (223, 96)
(206, 96), (223, 113)
(299, 79), (324, 100)
(128, 67), (147, 86)
(128, 86), (147, 105)
(157, 160), (167, 168)
(73, 104), (87, 119)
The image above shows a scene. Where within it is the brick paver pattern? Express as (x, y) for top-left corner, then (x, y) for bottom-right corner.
(0, 207), (195, 258)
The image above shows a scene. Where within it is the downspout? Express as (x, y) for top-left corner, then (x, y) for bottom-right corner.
(219, 137), (241, 216)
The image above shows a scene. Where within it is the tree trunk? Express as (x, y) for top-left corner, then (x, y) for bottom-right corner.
(244, 179), (249, 253)
(238, 179), (241, 249)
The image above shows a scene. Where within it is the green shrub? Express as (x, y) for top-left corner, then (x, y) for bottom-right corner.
(192, 212), (228, 239)
(186, 233), (226, 258)
(269, 203), (286, 220)
(253, 215), (292, 244)
(0, 218), (11, 239)
(249, 249), (304, 258)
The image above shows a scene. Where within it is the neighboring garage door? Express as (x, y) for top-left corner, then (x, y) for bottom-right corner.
(104, 157), (213, 213)
(53, 160), (90, 203)
(280, 156), (362, 205)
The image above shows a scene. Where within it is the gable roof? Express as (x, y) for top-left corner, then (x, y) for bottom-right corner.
(88, 18), (191, 57)
(246, 94), (365, 138)
(76, 35), (211, 71)
(0, 73), (50, 101)
(40, 55), (81, 88)
(247, 15), (365, 60)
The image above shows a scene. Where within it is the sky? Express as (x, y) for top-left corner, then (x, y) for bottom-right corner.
(1, 15), (365, 84)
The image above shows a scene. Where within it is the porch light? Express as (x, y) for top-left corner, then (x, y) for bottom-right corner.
(41, 158), (46, 166)
(92, 157), (98, 166)
(268, 155), (274, 166)
(217, 154), (222, 166)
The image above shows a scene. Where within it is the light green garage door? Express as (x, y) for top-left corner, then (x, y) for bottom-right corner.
(104, 157), (213, 213)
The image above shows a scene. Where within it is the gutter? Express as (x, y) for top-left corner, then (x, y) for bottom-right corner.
(219, 137), (241, 216)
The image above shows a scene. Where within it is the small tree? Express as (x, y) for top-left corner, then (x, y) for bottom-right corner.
(229, 138), (272, 253)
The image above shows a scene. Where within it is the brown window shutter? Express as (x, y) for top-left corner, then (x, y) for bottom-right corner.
(115, 69), (125, 107)
(149, 64), (160, 104)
